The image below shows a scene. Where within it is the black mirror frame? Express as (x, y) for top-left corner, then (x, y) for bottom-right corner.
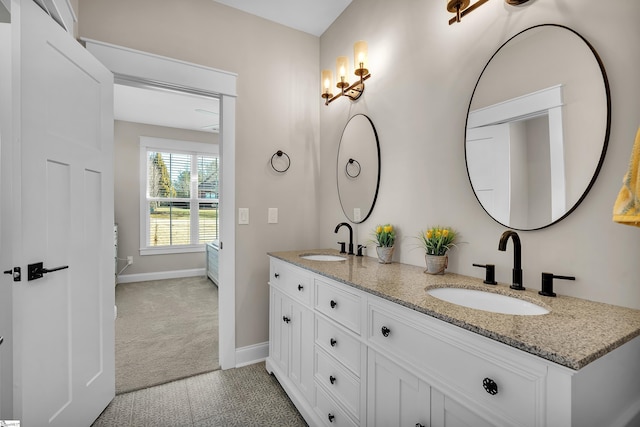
(464, 24), (611, 231)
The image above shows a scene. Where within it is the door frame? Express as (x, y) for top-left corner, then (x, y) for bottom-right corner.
(83, 38), (237, 369)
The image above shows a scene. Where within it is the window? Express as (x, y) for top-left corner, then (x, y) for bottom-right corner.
(140, 137), (219, 255)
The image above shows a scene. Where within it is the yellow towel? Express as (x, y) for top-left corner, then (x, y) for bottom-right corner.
(613, 126), (640, 227)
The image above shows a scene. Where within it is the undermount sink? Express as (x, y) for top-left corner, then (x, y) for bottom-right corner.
(427, 287), (549, 316)
(299, 254), (347, 262)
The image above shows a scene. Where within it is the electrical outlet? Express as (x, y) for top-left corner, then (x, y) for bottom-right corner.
(127, 256), (133, 266)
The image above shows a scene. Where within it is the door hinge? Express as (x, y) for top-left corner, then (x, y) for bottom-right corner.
(3, 266), (21, 282)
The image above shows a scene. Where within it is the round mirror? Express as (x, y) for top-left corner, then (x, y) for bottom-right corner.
(337, 114), (381, 223)
(465, 24), (610, 230)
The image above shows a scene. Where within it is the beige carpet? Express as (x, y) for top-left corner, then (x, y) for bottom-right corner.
(115, 276), (219, 394)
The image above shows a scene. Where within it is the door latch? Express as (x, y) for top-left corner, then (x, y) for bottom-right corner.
(3, 267), (21, 282)
(27, 262), (69, 281)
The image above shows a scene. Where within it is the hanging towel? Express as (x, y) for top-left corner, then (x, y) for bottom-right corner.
(613, 126), (640, 227)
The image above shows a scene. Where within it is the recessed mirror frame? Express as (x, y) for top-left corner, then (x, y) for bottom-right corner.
(464, 24), (611, 230)
(337, 114), (381, 224)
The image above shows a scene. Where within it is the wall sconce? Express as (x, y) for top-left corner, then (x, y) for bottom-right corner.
(321, 40), (371, 106)
(448, 0), (532, 25)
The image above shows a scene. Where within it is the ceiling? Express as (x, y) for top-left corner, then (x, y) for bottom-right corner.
(114, 1), (350, 133)
(213, 0), (351, 37)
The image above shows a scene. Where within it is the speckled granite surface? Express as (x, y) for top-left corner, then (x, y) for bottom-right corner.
(268, 249), (640, 371)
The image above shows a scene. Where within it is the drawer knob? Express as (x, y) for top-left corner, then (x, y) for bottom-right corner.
(297, 284), (304, 291)
(282, 316), (291, 324)
(416, 424), (426, 427)
(482, 377), (498, 395)
(274, 273), (280, 278)
(330, 338), (337, 347)
(328, 413), (335, 423)
(330, 299), (338, 309)
(381, 326), (391, 337)
(329, 375), (336, 385)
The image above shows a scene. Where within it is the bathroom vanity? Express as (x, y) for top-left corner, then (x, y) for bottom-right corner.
(266, 250), (640, 427)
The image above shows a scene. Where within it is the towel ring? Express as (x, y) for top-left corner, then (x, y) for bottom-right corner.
(271, 150), (291, 173)
(345, 158), (361, 178)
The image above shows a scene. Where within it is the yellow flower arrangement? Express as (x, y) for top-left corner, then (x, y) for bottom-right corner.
(419, 226), (457, 256)
(374, 224), (396, 247)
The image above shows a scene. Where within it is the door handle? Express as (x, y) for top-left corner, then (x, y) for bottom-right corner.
(0, 336), (3, 346)
(28, 262), (69, 281)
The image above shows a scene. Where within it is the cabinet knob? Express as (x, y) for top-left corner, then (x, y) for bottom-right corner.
(328, 413), (335, 423)
(274, 273), (280, 278)
(330, 338), (337, 347)
(330, 299), (338, 309)
(416, 424), (426, 427)
(282, 316), (291, 324)
(482, 377), (498, 395)
(381, 326), (391, 337)
(297, 284), (304, 291)
(329, 375), (336, 385)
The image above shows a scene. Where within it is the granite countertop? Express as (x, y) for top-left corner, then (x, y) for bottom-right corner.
(268, 249), (640, 371)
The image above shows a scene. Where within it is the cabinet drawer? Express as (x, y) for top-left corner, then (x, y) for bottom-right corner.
(270, 259), (313, 306)
(315, 279), (362, 334)
(315, 384), (359, 427)
(315, 348), (361, 421)
(368, 303), (545, 426)
(315, 316), (361, 377)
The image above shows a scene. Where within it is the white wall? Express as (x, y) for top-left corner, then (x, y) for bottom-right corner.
(319, 0), (640, 309)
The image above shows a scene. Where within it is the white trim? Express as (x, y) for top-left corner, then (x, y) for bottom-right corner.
(117, 268), (206, 284)
(88, 40), (237, 369)
(140, 245), (205, 256)
(82, 38), (237, 98)
(140, 136), (219, 155)
(467, 84), (563, 129)
(219, 95), (236, 369)
(235, 342), (269, 368)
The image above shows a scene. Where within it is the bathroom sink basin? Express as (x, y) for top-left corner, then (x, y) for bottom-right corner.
(427, 287), (549, 315)
(299, 254), (347, 262)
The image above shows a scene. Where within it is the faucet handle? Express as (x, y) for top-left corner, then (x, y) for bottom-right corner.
(337, 241), (346, 254)
(357, 245), (366, 257)
(472, 263), (497, 285)
(539, 272), (575, 297)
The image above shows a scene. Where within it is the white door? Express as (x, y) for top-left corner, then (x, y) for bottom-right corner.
(466, 125), (511, 225)
(10, 0), (115, 425)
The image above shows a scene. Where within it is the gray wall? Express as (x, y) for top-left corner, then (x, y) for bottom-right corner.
(114, 120), (217, 276)
(79, 0), (321, 348)
(80, 0), (640, 354)
(319, 0), (640, 309)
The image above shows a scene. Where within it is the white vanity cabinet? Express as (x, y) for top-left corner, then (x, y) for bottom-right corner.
(268, 260), (315, 407)
(267, 255), (640, 427)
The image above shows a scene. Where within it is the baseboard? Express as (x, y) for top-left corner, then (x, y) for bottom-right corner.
(117, 268), (206, 284)
(235, 342), (269, 368)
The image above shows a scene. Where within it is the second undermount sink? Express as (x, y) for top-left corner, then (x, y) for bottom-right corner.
(427, 287), (549, 315)
(299, 254), (347, 262)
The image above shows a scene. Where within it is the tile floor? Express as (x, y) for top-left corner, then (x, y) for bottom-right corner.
(92, 362), (307, 427)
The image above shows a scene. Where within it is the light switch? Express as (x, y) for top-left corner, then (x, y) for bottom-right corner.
(268, 208), (278, 224)
(239, 208), (249, 225)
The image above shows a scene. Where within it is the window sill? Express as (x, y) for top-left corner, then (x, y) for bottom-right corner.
(140, 245), (206, 256)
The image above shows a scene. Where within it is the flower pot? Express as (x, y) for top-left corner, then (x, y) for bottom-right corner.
(425, 253), (448, 275)
(376, 246), (395, 264)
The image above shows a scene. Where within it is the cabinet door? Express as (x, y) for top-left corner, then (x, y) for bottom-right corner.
(270, 287), (290, 373)
(431, 389), (494, 427)
(289, 298), (315, 402)
(367, 349), (430, 427)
